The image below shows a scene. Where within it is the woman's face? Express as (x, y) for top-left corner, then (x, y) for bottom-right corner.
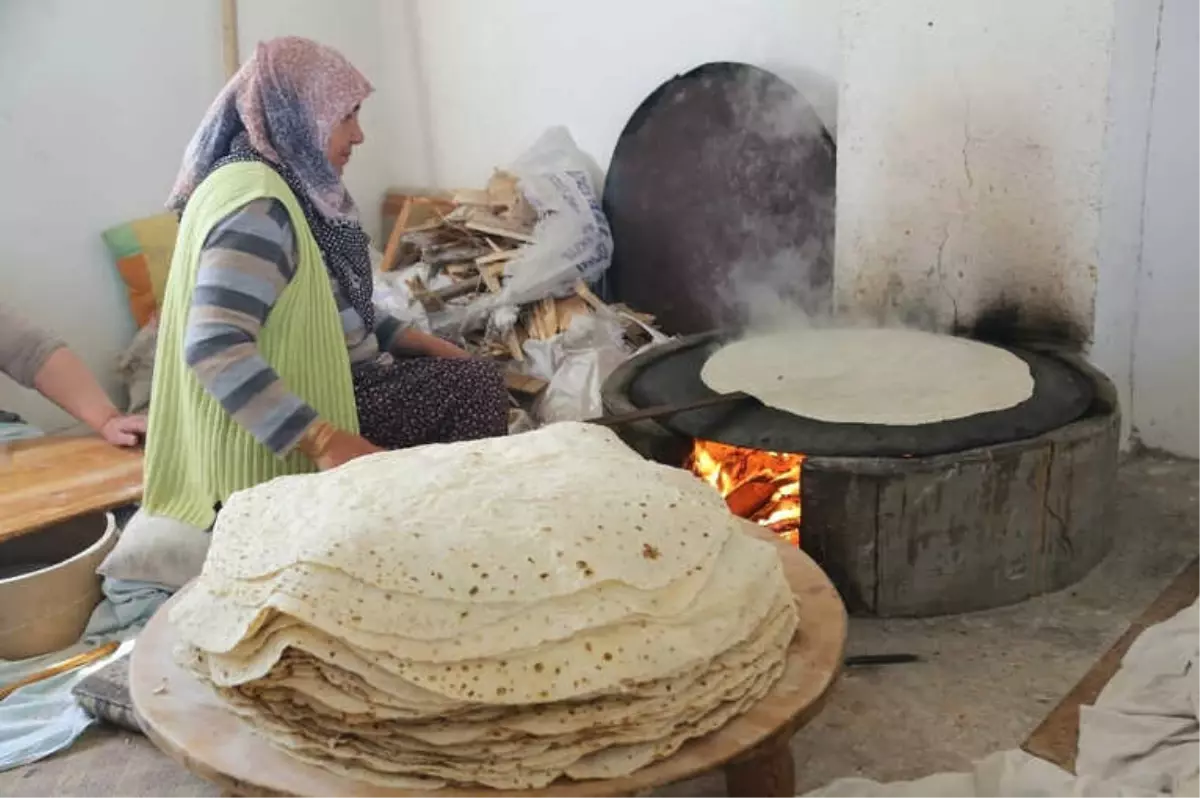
(326, 105), (364, 175)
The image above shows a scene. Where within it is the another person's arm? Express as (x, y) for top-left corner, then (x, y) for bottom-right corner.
(0, 303), (146, 446)
(184, 199), (379, 468)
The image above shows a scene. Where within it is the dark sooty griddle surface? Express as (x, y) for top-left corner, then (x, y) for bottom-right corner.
(602, 62), (835, 335)
(627, 337), (1095, 457)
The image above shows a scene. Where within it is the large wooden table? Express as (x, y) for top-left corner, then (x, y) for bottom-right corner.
(0, 436), (143, 544)
(131, 529), (847, 797)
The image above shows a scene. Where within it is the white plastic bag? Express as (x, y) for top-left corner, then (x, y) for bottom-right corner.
(458, 128), (611, 328)
(524, 314), (629, 424)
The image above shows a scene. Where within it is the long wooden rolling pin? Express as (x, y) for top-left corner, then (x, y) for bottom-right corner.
(587, 391), (751, 427)
(0, 641), (120, 701)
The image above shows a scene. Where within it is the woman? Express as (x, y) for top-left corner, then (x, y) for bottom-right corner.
(142, 37), (507, 530)
(0, 302), (146, 446)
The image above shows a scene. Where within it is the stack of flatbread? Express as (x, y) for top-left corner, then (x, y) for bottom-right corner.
(170, 422), (798, 789)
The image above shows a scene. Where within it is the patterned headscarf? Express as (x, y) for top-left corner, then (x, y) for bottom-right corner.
(168, 37), (377, 327)
(169, 37), (372, 222)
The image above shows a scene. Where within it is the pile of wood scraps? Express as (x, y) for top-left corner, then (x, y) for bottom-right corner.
(378, 174), (665, 407)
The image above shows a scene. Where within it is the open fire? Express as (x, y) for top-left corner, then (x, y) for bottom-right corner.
(686, 439), (803, 546)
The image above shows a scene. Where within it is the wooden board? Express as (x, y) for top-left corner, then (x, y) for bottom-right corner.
(1022, 557), (1200, 773)
(131, 527), (847, 797)
(0, 436), (143, 544)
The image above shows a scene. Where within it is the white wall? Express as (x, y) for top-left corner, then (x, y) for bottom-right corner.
(1091, 0), (1165, 445)
(399, 0), (840, 187)
(1131, 0), (1199, 456)
(0, 0), (392, 432)
(0, 0), (225, 431)
(836, 0), (1116, 336)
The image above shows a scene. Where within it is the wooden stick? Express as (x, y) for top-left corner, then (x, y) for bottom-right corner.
(221, 0), (239, 80)
(380, 197), (413, 272)
(587, 392), (751, 427)
(0, 641), (120, 700)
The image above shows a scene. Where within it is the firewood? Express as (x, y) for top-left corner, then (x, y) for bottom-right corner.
(486, 170), (520, 209)
(553, 296), (592, 333)
(423, 242), (493, 269)
(428, 275), (483, 303)
(504, 372), (548, 397)
(504, 328), (524, 361)
(464, 209), (537, 244)
(574, 281), (608, 312)
(480, 264), (503, 293)
(476, 249), (519, 266)
(451, 188), (494, 207)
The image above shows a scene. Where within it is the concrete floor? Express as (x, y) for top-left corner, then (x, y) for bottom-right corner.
(2, 454), (1196, 797)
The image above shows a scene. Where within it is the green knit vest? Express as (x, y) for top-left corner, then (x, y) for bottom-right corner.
(142, 162), (358, 528)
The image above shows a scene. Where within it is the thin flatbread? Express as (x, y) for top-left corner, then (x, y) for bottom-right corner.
(701, 328), (1034, 426)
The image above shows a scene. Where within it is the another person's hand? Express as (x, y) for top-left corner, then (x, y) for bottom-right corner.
(315, 430), (384, 470)
(98, 413), (147, 447)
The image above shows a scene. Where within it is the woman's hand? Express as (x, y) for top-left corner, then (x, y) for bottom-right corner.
(315, 430), (384, 470)
(298, 420), (383, 470)
(98, 413), (147, 447)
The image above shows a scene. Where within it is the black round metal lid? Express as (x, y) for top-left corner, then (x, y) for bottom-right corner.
(601, 62), (836, 336)
(627, 334), (1095, 457)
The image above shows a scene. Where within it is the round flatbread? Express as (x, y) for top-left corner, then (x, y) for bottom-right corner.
(701, 328), (1034, 426)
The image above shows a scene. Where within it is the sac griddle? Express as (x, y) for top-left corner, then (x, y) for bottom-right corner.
(623, 332), (1094, 458)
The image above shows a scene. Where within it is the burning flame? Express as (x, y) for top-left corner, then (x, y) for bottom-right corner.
(686, 439), (803, 546)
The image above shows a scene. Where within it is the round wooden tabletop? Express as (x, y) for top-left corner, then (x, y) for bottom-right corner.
(131, 528), (847, 797)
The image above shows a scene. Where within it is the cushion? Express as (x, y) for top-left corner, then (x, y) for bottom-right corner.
(71, 651), (141, 733)
(97, 509), (209, 589)
(102, 213), (179, 328)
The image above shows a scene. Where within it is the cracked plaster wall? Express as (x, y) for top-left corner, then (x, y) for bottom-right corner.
(836, 0), (1115, 340)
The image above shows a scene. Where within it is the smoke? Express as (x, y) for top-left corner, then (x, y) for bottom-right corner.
(699, 66), (838, 338)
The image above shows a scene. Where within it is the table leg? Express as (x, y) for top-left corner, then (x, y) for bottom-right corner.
(723, 742), (795, 797)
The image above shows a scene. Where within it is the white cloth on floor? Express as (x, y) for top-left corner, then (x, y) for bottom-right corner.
(0, 579), (170, 771)
(1077, 600), (1200, 795)
(807, 599), (1200, 797)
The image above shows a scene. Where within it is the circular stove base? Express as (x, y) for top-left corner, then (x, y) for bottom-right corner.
(602, 340), (1121, 617)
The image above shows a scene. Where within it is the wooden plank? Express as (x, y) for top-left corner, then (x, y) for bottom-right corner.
(503, 372), (548, 397)
(575, 280), (608, 313)
(451, 188), (494, 207)
(221, 0), (239, 80)
(476, 249), (518, 267)
(380, 197), (413, 273)
(0, 437), (143, 543)
(464, 210), (537, 244)
(1022, 558), (1200, 773)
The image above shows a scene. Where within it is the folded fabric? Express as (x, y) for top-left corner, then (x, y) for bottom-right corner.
(0, 423), (43, 443)
(98, 509), (210, 590)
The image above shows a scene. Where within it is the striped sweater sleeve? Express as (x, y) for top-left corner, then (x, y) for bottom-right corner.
(183, 198), (318, 455)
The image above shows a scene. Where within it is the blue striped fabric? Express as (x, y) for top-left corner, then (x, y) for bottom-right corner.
(183, 198), (401, 455)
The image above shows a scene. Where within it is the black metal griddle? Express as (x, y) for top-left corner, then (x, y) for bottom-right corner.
(601, 62), (836, 335)
(624, 332), (1095, 458)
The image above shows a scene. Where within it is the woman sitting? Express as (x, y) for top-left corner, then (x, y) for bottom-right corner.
(142, 37), (507, 531)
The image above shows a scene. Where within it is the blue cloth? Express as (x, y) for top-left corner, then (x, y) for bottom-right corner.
(0, 422), (43, 443)
(0, 578), (171, 771)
